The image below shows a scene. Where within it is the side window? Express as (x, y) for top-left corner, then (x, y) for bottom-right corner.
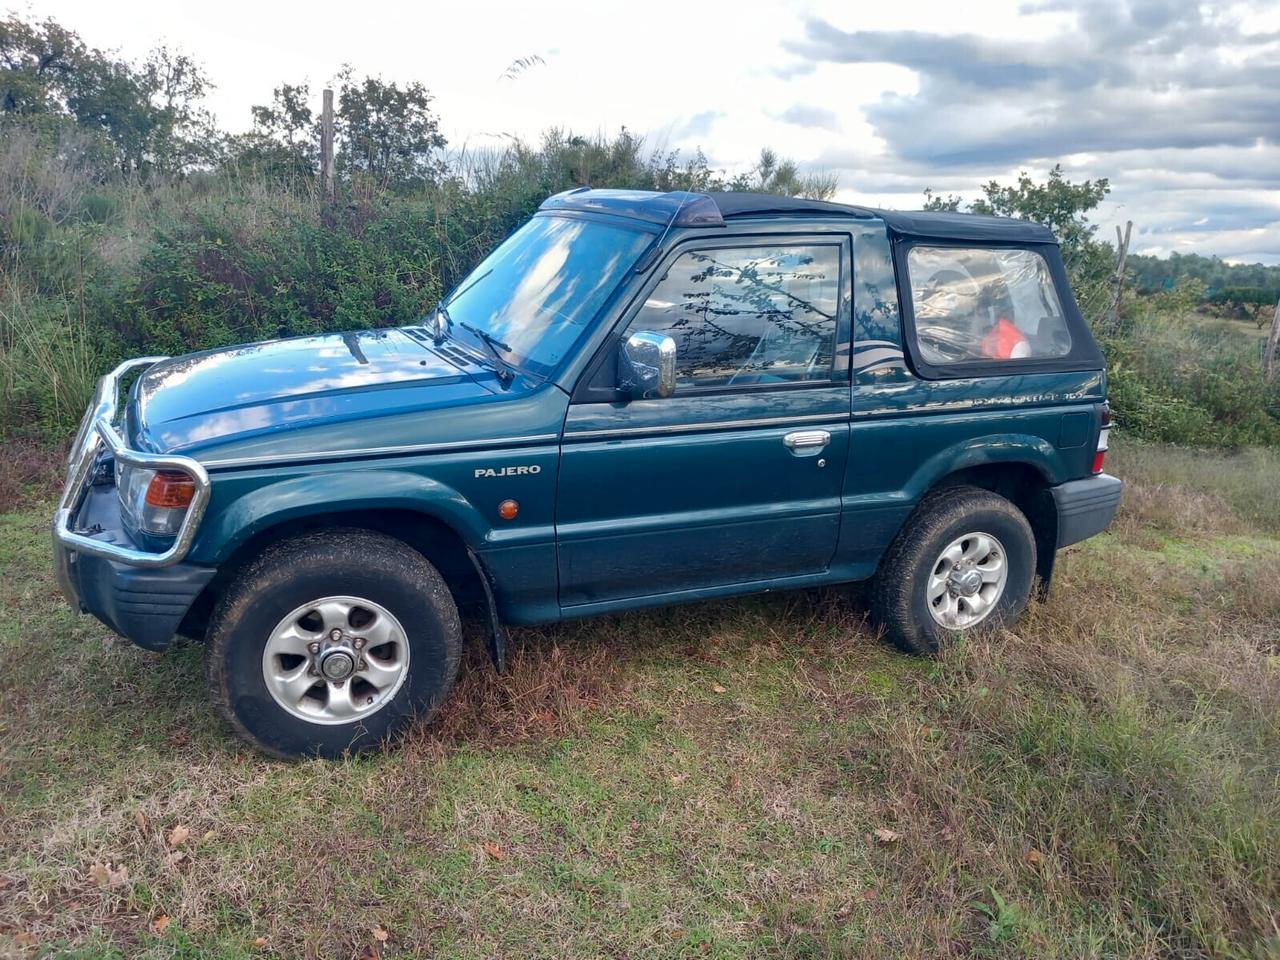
(627, 244), (840, 389)
(906, 246), (1071, 365)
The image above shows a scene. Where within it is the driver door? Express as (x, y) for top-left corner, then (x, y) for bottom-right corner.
(556, 235), (852, 608)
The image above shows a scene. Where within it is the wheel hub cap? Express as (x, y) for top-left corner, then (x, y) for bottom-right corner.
(319, 648), (356, 681)
(950, 567), (984, 597)
(261, 596), (411, 725)
(925, 531), (1009, 630)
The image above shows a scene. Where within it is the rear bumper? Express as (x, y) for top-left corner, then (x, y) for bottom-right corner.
(54, 484), (216, 650)
(1052, 473), (1123, 548)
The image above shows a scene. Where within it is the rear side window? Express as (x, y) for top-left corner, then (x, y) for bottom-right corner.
(906, 247), (1071, 365)
(627, 244), (840, 389)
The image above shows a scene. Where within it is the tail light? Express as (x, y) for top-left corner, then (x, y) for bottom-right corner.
(1093, 403), (1110, 474)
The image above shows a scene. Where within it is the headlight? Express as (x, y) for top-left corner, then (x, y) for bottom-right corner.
(116, 461), (197, 537)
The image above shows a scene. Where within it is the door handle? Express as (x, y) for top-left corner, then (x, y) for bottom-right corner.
(783, 429), (831, 452)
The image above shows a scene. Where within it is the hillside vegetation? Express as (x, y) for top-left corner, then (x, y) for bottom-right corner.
(2, 14), (1279, 449)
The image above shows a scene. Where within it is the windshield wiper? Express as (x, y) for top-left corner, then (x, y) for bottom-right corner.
(460, 322), (515, 386)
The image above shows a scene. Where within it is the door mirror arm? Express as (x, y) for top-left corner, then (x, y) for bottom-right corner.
(617, 331), (676, 400)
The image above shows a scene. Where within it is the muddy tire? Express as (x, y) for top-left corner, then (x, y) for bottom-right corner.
(205, 528), (462, 759)
(870, 485), (1036, 655)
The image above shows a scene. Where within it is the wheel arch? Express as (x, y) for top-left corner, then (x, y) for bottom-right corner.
(919, 459), (1059, 593)
(179, 506), (487, 645)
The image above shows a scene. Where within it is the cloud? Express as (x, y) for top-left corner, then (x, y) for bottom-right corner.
(672, 110), (723, 140)
(781, 0), (1280, 261)
(774, 104), (841, 132)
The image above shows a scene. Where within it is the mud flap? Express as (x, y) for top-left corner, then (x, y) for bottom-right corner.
(466, 548), (508, 674)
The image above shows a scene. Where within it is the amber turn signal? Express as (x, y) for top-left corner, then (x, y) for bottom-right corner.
(498, 499), (519, 520)
(145, 470), (196, 509)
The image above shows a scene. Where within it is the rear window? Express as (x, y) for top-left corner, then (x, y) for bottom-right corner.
(906, 247), (1071, 365)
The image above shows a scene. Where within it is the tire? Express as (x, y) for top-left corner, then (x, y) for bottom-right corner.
(205, 528), (462, 758)
(870, 485), (1036, 655)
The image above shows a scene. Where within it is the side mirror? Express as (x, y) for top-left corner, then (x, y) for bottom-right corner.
(617, 331), (676, 400)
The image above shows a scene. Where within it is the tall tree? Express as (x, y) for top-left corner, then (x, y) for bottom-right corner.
(923, 165), (1114, 320)
(0, 13), (216, 175)
(335, 73), (446, 188)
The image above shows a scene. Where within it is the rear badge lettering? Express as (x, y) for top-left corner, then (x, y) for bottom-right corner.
(475, 465), (541, 478)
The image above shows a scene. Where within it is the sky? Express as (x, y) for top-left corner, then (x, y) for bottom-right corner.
(31, 0), (1280, 264)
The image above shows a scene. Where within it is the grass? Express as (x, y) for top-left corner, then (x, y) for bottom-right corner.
(1, 439), (1278, 958)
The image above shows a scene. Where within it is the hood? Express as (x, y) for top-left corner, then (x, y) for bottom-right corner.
(130, 328), (505, 456)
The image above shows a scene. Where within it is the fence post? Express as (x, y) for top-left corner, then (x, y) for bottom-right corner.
(1264, 295), (1280, 382)
(1106, 221), (1133, 332)
(320, 88), (335, 200)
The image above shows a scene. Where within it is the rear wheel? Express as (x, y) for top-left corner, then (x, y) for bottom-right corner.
(870, 485), (1036, 655)
(205, 529), (462, 758)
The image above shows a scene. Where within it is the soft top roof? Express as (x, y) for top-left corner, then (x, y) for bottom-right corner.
(538, 188), (1057, 244)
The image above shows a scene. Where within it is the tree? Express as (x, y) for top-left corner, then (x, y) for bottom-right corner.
(0, 15), (85, 114)
(335, 72), (446, 189)
(0, 14), (216, 175)
(922, 165), (1114, 322)
(226, 82), (318, 178)
(726, 148), (837, 200)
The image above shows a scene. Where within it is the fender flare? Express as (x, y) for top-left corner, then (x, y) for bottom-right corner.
(902, 433), (1064, 503)
(899, 433), (1063, 596)
(191, 468), (489, 566)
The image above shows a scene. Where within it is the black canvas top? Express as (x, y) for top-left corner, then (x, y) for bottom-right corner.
(539, 188), (1058, 244)
(707, 192), (1057, 244)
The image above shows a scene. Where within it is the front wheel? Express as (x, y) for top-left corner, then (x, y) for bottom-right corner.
(870, 485), (1036, 655)
(205, 529), (462, 758)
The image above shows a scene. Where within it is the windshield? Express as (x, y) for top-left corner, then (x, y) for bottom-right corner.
(443, 214), (652, 377)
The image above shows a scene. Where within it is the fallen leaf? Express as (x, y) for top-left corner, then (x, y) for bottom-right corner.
(1025, 848), (1044, 865)
(357, 948), (379, 960)
(15, 931), (37, 946)
(726, 774), (740, 790)
(152, 914), (171, 934)
(371, 926), (389, 942)
(88, 862), (130, 888)
(200, 830), (217, 845)
(858, 886), (879, 902)
(168, 728), (189, 747)
(133, 809), (148, 832)
(251, 936), (268, 948)
(482, 842), (504, 861)
(712, 684), (727, 694)
(872, 828), (900, 844)
(167, 825), (190, 848)
(669, 928), (686, 941)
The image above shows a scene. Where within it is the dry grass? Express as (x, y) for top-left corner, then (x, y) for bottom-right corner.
(0, 437), (63, 511)
(1, 439), (1278, 958)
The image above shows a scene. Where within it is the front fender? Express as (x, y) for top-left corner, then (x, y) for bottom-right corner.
(189, 468), (490, 565)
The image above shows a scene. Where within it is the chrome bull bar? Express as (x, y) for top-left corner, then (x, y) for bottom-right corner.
(52, 358), (211, 604)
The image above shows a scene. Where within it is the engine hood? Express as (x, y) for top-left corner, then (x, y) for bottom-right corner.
(129, 328), (508, 457)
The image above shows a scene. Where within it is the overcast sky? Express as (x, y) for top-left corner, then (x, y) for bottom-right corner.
(34, 0), (1280, 264)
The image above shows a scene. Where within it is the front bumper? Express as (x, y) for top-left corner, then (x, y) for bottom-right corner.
(52, 357), (215, 650)
(1052, 472), (1123, 548)
(57, 486), (216, 650)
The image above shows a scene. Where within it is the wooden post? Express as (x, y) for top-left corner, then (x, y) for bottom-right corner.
(1264, 295), (1280, 382)
(1106, 221), (1133, 332)
(320, 88), (335, 200)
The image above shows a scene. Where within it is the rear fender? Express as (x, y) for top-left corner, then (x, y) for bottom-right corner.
(903, 433), (1063, 502)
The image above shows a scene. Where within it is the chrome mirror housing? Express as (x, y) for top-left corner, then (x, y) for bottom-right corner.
(618, 330), (676, 399)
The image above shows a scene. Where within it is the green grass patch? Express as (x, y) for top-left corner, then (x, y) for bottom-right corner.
(2, 446), (1278, 958)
